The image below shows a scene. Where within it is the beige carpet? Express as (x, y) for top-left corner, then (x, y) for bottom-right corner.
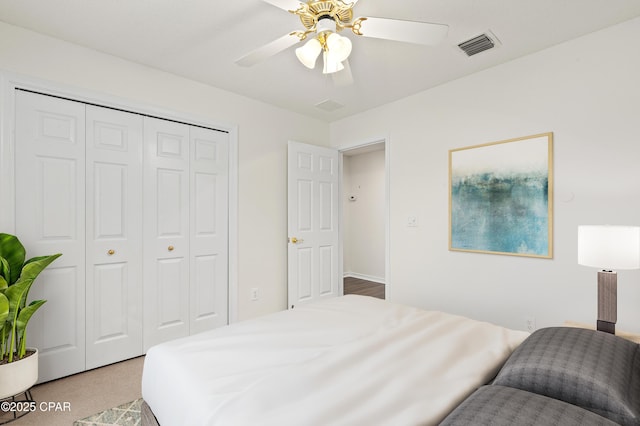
(5, 356), (144, 426)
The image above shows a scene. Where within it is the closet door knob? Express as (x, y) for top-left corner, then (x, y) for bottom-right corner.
(168, 245), (175, 252)
(108, 249), (115, 255)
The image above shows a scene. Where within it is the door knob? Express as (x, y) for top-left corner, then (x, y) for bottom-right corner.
(107, 249), (115, 255)
(168, 245), (175, 251)
(289, 237), (303, 244)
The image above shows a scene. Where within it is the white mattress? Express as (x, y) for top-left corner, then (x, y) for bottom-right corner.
(142, 295), (528, 426)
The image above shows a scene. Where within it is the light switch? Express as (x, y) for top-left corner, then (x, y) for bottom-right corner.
(407, 216), (418, 227)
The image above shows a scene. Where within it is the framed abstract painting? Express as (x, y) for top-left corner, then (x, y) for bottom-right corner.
(449, 133), (553, 258)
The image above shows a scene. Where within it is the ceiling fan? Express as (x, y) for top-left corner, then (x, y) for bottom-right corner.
(236, 0), (449, 77)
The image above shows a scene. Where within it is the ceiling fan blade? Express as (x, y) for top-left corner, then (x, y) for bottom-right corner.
(236, 33), (300, 67)
(332, 60), (354, 87)
(355, 17), (449, 46)
(262, 0), (303, 12)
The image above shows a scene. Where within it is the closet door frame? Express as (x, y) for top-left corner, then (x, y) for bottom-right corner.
(0, 71), (239, 324)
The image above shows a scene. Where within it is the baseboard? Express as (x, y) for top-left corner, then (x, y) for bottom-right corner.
(343, 272), (385, 285)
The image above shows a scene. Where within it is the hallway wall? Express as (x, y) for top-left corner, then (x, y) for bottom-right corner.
(343, 149), (385, 283)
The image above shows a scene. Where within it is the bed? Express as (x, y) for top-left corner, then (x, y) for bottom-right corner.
(142, 295), (640, 425)
(141, 295), (528, 425)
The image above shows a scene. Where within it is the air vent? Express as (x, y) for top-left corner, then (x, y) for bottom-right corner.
(458, 33), (496, 57)
(315, 99), (344, 112)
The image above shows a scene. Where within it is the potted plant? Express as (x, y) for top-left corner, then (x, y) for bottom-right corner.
(0, 233), (61, 399)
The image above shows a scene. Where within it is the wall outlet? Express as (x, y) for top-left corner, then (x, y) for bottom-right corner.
(525, 316), (536, 332)
(250, 288), (259, 301)
(407, 216), (418, 227)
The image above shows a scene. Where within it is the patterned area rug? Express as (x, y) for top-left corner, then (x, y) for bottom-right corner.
(74, 398), (142, 426)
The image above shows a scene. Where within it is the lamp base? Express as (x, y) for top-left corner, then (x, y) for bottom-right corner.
(597, 270), (617, 335)
(597, 320), (615, 334)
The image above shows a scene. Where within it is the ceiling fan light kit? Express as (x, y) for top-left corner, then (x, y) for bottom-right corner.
(238, 0), (449, 78)
(293, 14), (353, 74)
(295, 18), (352, 73)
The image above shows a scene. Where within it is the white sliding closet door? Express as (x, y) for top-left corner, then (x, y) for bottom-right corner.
(143, 117), (191, 350)
(15, 91), (87, 382)
(85, 105), (143, 369)
(11, 88), (231, 380)
(190, 127), (229, 333)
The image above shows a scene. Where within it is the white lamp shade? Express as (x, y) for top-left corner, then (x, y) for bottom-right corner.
(325, 33), (352, 63)
(578, 225), (640, 270)
(322, 50), (345, 74)
(295, 38), (322, 69)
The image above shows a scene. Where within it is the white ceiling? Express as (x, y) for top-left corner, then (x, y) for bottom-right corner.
(1, 0), (640, 122)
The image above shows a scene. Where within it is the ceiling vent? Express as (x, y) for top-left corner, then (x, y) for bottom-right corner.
(315, 99), (344, 112)
(458, 32), (497, 57)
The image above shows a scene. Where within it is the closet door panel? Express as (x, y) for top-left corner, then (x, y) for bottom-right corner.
(15, 90), (86, 382)
(86, 105), (143, 369)
(144, 117), (190, 350)
(157, 169), (185, 235)
(157, 258), (187, 325)
(36, 267), (79, 349)
(190, 128), (229, 333)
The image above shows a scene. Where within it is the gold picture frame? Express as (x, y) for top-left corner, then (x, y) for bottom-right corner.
(449, 133), (553, 258)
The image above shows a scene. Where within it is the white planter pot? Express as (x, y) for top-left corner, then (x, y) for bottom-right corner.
(0, 349), (38, 400)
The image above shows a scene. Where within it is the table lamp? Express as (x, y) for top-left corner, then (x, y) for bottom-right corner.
(578, 225), (640, 334)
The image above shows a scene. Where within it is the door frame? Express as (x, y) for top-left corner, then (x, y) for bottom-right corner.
(0, 70), (240, 323)
(338, 136), (390, 298)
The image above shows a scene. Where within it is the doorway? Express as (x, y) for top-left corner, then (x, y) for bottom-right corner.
(340, 140), (388, 299)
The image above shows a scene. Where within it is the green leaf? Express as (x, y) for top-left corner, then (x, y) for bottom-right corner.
(4, 278), (33, 360)
(0, 292), (8, 328)
(0, 292), (8, 356)
(15, 300), (45, 337)
(0, 257), (9, 283)
(15, 300), (45, 359)
(0, 274), (7, 292)
(5, 279), (32, 326)
(1, 322), (9, 356)
(18, 254), (62, 283)
(14, 253), (61, 308)
(0, 234), (26, 285)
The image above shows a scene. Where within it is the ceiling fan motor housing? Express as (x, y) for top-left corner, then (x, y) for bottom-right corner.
(297, 0), (354, 31)
(316, 16), (337, 34)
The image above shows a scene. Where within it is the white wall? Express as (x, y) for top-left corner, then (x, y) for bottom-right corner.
(343, 150), (385, 282)
(330, 17), (640, 333)
(4, 16), (639, 333)
(0, 21), (330, 321)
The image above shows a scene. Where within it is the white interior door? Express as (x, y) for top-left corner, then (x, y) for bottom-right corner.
(189, 127), (229, 333)
(143, 117), (190, 350)
(15, 90), (87, 382)
(287, 141), (341, 308)
(85, 105), (143, 369)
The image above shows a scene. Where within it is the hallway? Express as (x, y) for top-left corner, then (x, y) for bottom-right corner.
(343, 277), (385, 299)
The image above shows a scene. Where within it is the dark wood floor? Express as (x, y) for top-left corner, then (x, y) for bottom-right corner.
(344, 276), (385, 299)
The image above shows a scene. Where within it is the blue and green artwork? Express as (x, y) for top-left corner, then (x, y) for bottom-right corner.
(449, 134), (552, 258)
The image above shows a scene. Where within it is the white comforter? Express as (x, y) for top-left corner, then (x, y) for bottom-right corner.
(142, 295), (527, 426)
